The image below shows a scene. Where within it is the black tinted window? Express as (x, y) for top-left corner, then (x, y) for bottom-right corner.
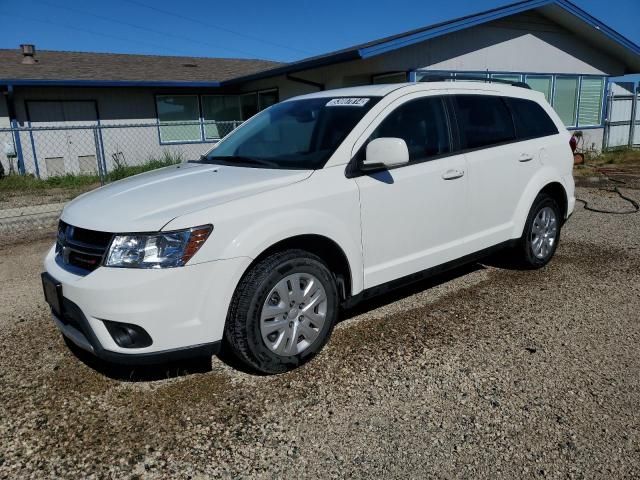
(453, 95), (515, 149)
(507, 97), (559, 139)
(370, 97), (451, 162)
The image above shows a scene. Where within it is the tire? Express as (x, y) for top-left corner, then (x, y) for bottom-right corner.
(513, 193), (562, 269)
(223, 249), (339, 374)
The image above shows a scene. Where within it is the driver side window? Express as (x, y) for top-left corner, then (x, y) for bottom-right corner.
(370, 96), (451, 163)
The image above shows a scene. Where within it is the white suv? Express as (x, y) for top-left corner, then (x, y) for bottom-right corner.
(42, 82), (575, 373)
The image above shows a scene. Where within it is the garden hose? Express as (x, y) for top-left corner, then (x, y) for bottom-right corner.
(575, 168), (639, 215)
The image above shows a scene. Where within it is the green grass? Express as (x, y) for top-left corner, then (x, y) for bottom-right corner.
(0, 172), (101, 192)
(574, 147), (640, 177)
(590, 148), (640, 166)
(0, 152), (182, 193)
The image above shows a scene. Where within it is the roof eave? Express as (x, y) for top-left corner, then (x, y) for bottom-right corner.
(222, 50), (362, 85)
(554, 0), (640, 56)
(0, 79), (223, 88)
(357, 0), (640, 71)
(358, 0), (553, 58)
(2, 0), (639, 87)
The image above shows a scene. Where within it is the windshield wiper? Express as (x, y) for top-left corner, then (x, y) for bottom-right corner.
(199, 155), (278, 168)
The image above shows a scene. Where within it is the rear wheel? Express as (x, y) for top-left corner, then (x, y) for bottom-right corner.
(223, 249), (338, 374)
(514, 193), (562, 268)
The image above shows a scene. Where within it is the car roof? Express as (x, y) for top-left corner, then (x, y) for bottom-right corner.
(286, 81), (538, 102)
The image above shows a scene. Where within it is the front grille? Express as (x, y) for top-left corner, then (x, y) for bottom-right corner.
(56, 221), (113, 273)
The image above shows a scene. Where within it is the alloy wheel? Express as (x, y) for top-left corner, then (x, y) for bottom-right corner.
(530, 206), (558, 260)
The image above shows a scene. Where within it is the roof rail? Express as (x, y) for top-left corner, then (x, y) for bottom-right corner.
(418, 74), (531, 89)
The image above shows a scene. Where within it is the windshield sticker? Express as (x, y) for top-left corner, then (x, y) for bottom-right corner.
(326, 98), (370, 107)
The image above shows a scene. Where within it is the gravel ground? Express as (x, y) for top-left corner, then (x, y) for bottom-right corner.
(0, 186), (639, 479)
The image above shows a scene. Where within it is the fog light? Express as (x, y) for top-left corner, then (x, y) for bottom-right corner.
(103, 320), (152, 348)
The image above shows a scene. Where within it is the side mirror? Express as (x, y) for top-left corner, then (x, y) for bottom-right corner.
(362, 137), (409, 171)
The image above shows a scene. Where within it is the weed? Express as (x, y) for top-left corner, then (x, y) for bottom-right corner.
(0, 150), (184, 193)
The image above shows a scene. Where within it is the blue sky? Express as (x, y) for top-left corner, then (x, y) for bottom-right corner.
(1, 0), (639, 64)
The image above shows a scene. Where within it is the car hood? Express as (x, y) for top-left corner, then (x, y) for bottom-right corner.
(61, 163), (313, 232)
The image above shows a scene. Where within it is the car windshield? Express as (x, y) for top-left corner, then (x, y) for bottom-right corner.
(199, 97), (380, 169)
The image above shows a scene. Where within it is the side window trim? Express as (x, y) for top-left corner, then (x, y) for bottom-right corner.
(346, 95), (456, 177)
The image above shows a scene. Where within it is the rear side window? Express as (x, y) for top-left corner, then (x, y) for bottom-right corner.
(507, 97), (559, 140)
(370, 97), (451, 162)
(453, 95), (515, 149)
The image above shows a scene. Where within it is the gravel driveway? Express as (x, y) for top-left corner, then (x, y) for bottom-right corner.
(0, 186), (639, 479)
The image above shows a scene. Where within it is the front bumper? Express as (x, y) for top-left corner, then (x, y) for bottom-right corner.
(43, 245), (252, 363)
(52, 296), (220, 365)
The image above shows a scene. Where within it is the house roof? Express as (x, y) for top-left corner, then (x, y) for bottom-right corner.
(1, 0), (639, 88)
(0, 49), (282, 87)
(229, 0), (640, 83)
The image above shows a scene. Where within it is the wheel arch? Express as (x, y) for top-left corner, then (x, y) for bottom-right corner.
(539, 182), (568, 221)
(512, 169), (570, 239)
(241, 234), (355, 302)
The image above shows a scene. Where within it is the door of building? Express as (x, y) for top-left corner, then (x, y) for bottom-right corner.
(27, 100), (99, 178)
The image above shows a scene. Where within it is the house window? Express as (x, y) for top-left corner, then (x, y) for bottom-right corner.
(372, 72), (407, 84)
(258, 89), (279, 110)
(525, 75), (553, 102)
(578, 77), (605, 127)
(553, 77), (580, 127)
(202, 95), (241, 140)
(156, 95), (202, 143)
(237, 90), (278, 120)
(412, 70), (607, 128)
(155, 89), (279, 143)
(414, 71), (454, 82)
(455, 72), (488, 82)
(491, 73), (522, 83)
(240, 93), (259, 120)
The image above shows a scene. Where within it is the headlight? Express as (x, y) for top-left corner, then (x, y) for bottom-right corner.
(104, 225), (212, 269)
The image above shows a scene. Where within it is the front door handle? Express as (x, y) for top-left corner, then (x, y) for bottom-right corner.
(519, 153), (534, 162)
(442, 169), (465, 180)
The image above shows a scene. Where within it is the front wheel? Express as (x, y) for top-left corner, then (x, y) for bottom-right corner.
(223, 249), (338, 374)
(514, 193), (562, 269)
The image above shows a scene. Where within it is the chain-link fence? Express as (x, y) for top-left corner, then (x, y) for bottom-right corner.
(0, 121), (241, 240)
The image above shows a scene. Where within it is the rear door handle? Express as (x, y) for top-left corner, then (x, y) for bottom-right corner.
(442, 169), (465, 180)
(519, 153), (534, 162)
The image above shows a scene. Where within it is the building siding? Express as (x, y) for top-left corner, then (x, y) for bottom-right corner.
(240, 11), (625, 98)
(0, 95), (9, 128)
(10, 87), (225, 177)
(3, 8), (630, 173)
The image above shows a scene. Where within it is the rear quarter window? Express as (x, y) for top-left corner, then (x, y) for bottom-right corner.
(507, 97), (559, 140)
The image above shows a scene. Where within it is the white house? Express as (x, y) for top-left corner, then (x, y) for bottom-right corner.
(1, 0), (639, 177)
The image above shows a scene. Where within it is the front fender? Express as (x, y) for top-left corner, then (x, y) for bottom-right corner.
(163, 169), (364, 295)
(218, 209), (364, 294)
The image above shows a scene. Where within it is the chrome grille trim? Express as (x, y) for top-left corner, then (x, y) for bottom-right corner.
(56, 221), (114, 274)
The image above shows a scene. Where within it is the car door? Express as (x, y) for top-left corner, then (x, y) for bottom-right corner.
(451, 94), (521, 250)
(506, 96), (561, 194)
(354, 94), (468, 289)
